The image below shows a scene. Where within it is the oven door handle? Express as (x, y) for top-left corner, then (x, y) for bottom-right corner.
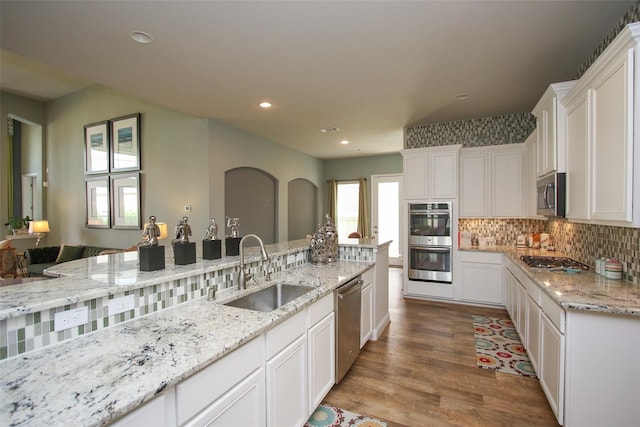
(410, 246), (451, 252)
(410, 210), (451, 215)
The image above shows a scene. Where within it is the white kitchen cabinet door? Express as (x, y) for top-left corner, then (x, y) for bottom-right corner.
(590, 48), (634, 222)
(360, 283), (373, 348)
(491, 149), (525, 217)
(459, 151), (489, 217)
(111, 388), (176, 427)
(540, 313), (565, 425)
(516, 283), (527, 342)
(402, 152), (428, 199)
(458, 252), (503, 305)
(430, 150), (458, 199)
(565, 94), (590, 220)
(176, 338), (264, 426)
(537, 97), (557, 177)
(402, 146), (460, 200)
(183, 369), (265, 427)
(459, 145), (526, 218)
(524, 132), (538, 217)
(533, 81), (575, 177)
(267, 334), (307, 427)
(307, 312), (335, 414)
(525, 294), (541, 373)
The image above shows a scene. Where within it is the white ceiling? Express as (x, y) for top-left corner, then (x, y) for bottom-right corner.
(0, 1), (634, 159)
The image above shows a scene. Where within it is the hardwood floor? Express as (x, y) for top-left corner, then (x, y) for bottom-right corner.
(323, 268), (559, 427)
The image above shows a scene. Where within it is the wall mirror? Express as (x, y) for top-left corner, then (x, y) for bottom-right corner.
(8, 117), (44, 223)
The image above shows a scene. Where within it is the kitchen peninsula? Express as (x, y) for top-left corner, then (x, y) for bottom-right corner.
(0, 238), (390, 426)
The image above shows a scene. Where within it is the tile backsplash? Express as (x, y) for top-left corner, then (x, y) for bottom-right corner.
(405, 113), (536, 149)
(459, 218), (640, 285)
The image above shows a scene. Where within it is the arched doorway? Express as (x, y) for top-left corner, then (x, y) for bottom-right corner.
(288, 178), (317, 240)
(225, 167), (277, 244)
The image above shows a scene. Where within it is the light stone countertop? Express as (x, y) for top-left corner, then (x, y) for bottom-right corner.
(460, 246), (640, 316)
(0, 260), (373, 427)
(0, 237), (390, 322)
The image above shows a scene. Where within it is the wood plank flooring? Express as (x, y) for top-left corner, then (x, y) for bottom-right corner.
(323, 268), (559, 427)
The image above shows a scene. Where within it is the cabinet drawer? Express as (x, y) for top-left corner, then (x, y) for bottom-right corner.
(459, 251), (502, 264)
(308, 293), (334, 327)
(266, 310), (306, 360)
(176, 337), (263, 425)
(540, 291), (565, 333)
(523, 277), (541, 306)
(362, 268), (374, 286)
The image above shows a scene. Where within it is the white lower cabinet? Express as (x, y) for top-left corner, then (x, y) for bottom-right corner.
(360, 272), (373, 348)
(307, 294), (335, 415)
(266, 310), (307, 427)
(540, 313), (564, 424)
(177, 337), (266, 427)
(525, 293), (541, 373)
(458, 251), (503, 305)
(110, 388), (176, 427)
(113, 294), (339, 427)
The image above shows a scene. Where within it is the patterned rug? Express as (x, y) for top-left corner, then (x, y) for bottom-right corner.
(472, 315), (537, 379)
(305, 404), (387, 427)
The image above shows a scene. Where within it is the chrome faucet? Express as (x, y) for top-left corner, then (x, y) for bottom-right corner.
(237, 234), (269, 290)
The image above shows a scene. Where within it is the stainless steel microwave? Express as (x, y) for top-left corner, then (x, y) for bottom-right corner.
(537, 173), (566, 217)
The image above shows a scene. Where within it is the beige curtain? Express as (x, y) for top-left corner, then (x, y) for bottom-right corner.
(357, 178), (369, 238)
(327, 179), (337, 223)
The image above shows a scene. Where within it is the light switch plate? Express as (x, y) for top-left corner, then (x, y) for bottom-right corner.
(54, 306), (89, 332)
(108, 294), (135, 316)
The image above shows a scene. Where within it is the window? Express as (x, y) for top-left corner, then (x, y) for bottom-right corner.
(336, 181), (359, 240)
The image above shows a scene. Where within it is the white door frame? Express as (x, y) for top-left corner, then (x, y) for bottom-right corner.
(371, 173), (404, 266)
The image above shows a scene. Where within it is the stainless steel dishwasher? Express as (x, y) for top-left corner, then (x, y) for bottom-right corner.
(335, 276), (363, 383)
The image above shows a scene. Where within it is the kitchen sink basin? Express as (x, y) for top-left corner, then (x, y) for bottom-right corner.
(224, 282), (315, 312)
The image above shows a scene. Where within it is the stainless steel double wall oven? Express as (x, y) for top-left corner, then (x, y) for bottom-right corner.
(408, 202), (453, 283)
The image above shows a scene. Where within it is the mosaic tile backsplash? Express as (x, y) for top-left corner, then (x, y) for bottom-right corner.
(460, 218), (640, 285)
(0, 244), (375, 360)
(404, 113), (536, 149)
(572, 2), (640, 80)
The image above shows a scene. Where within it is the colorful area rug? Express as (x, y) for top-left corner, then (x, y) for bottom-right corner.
(305, 404), (387, 427)
(472, 315), (537, 379)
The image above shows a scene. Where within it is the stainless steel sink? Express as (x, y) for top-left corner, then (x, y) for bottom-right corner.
(224, 282), (315, 312)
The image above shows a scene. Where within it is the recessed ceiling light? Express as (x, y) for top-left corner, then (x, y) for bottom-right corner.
(321, 127), (340, 133)
(131, 31), (153, 44)
(259, 101), (272, 108)
(341, 140), (350, 145)
(455, 93), (469, 100)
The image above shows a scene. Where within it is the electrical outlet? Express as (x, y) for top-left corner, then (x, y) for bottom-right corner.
(54, 306), (89, 332)
(184, 205), (191, 212)
(108, 294), (135, 316)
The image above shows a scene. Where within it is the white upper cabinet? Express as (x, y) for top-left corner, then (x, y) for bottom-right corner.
(459, 144), (526, 218)
(562, 22), (640, 226)
(532, 81), (576, 178)
(565, 91), (590, 220)
(590, 50), (633, 222)
(402, 145), (461, 200)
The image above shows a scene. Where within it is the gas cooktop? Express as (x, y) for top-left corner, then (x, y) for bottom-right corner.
(520, 255), (590, 271)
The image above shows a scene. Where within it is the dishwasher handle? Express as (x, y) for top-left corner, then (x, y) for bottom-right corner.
(337, 279), (363, 299)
